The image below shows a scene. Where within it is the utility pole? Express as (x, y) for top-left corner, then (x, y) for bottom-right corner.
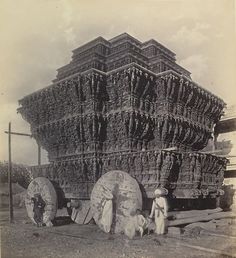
(4, 130), (41, 166)
(38, 143), (41, 166)
(5, 124), (42, 223)
(8, 122), (14, 223)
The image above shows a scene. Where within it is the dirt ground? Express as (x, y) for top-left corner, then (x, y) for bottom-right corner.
(1, 207), (236, 258)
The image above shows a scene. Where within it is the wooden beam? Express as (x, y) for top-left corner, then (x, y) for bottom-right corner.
(162, 147), (177, 151)
(4, 131), (32, 137)
(168, 211), (235, 226)
(168, 208), (222, 220)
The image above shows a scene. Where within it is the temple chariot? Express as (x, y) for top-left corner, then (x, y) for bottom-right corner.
(18, 33), (227, 232)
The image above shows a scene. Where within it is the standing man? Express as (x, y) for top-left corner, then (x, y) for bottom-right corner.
(149, 188), (168, 235)
(31, 194), (46, 227)
(100, 191), (113, 233)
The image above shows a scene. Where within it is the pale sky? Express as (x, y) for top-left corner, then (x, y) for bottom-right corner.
(0, 0), (236, 165)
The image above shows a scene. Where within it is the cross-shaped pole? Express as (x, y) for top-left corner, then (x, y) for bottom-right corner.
(4, 122), (41, 223)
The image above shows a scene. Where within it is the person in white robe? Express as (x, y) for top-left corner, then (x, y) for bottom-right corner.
(100, 191), (114, 233)
(149, 188), (168, 235)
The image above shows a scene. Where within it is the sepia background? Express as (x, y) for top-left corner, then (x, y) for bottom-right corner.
(0, 0), (235, 165)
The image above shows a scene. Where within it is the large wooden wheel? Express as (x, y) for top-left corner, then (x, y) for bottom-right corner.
(25, 177), (57, 225)
(90, 170), (142, 233)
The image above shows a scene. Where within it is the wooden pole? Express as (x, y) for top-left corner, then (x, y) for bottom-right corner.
(5, 129), (40, 168)
(8, 122), (14, 223)
(38, 143), (41, 166)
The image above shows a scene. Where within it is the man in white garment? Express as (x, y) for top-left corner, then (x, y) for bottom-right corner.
(149, 188), (168, 235)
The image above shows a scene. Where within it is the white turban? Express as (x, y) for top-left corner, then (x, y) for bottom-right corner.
(154, 188), (162, 196)
(154, 188), (168, 196)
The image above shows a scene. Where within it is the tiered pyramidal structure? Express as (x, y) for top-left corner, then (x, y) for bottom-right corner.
(18, 33), (227, 199)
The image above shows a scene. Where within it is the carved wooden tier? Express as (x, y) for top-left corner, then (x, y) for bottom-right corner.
(18, 63), (225, 157)
(18, 34), (227, 199)
(28, 150), (227, 199)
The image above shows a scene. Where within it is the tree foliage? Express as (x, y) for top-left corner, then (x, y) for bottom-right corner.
(0, 161), (33, 188)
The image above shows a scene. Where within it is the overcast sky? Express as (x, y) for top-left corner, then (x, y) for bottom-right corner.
(0, 0), (236, 165)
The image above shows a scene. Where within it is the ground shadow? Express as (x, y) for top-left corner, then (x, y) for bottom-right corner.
(52, 215), (74, 226)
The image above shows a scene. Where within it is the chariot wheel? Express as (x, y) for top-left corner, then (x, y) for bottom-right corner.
(90, 170), (142, 233)
(25, 177), (57, 225)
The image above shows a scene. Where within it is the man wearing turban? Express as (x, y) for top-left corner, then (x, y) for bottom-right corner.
(149, 188), (168, 234)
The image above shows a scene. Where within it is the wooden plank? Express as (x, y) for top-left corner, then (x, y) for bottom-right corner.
(168, 208), (222, 220)
(70, 200), (93, 225)
(168, 211), (236, 226)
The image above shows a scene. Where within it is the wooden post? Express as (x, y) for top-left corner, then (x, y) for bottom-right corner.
(8, 122), (14, 223)
(38, 143), (41, 166)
